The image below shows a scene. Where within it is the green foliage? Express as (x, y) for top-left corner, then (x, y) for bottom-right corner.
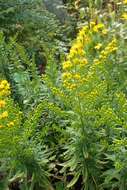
(44, 12), (127, 189)
(0, 90), (53, 190)
(0, 33), (48, 111)
(0, 0), (62, 52)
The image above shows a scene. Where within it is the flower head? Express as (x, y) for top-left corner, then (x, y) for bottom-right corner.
(0, 100), (6, 108)
(0, 111), (8, 119)
(7, 121), (14, 127)
(95, 43), (102, 50)
(121, 13), (127, 20)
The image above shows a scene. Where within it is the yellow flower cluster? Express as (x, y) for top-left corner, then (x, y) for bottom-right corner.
(0, 121), (15, 129)
(0, 111), (8, 119)
(95, 43), (102, 50)
(90, 22), (109, 36)
(94, 38), (118, 65)
(0, 80), (19, 129)
(0, 110), (12, 128)
(121, 0), (127, 20)
(62, 25), (90, 90)
(92, 23), (105, 32)
(7, 121), (14, 127)
(63, 61), (73, 70)
(99, 38), (118, 60)
(62, 22), (117, 93)
(102, 29), (108, 35)
(123, 0), (127, 4)
(0, 100), (6, 108)
(121, 13), (127, 20)
(51, 87), (65, 98)
(0, 80), (10, 96)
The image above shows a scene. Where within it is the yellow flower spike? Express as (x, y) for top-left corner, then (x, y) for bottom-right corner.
(95, 43), (102, 50)
(0, 80), (11, 96)
(0, 100), (6, 108)
(0, 125), (3, 129)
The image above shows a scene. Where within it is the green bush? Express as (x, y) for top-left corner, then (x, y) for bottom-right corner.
(46, 13), (127, 189)
(0, 0), (63, 53)
(0, 82), (53, 189)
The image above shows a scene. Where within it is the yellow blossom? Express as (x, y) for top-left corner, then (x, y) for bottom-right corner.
(90, 89), (98, 97)
(0, 84), (4, 90)
(90, 21), (96, 27)
(72, 43), (83, 51)
(93, 23), (104, 32)
(0, 125), (3, 129)
(73, 74), (81, 80)
(99, 38), (118, 60)
(93, 25), (99, 32)
(79, 58), (88, 66)
(7, 121), (14, 127)
(73, 58), (80, 65)
(102, 29), (108, 35)
(0, 100), (6, 108)
(0, 111), (8, 119)
(82, 26), (89, 32)
(123, 0), (127, 4)
(95, 43), (102, 50)
(69, 84), (77, 90)
(1, 80), (9, 86)
(62, 72), (72, 80)
(63, 61), (72, 70)
(121, 13), (127, 20)
(79, 29), (86, 38)
(97, 23), (105, 28)
(0, 80), (10, 96)
(94, 59), (100, 65)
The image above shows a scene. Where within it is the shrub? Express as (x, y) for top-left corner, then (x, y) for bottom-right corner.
(0, 79), (53, 190)
(46, 12), (127, 189)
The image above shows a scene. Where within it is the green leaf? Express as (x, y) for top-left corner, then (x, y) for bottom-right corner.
(67, 172), (80, 188)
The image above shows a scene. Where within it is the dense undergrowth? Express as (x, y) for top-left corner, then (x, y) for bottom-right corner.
(0, 0), (127, 190)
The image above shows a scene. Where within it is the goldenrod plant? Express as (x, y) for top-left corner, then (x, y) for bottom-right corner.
(0, 80), (54, 190)
(46, 10), (127, 188)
